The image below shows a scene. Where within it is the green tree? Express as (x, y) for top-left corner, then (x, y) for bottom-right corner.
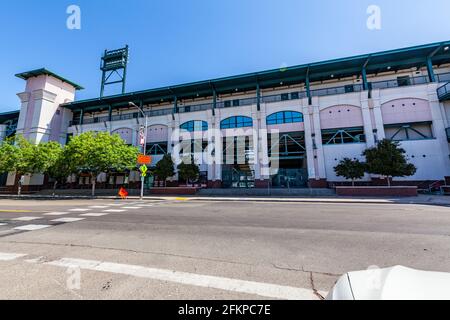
(363, 139), (417, 187)
(65, 132), (139, 196)
(11, 135), (36, 176)
(0, 136), (40, 195)
(0, 137), (19, 174)
(0, 136), (67, 195)
(334, 158), (366, 187)
(34, 141), (64, 173)
(39, 143), (72, 196)
(177, 158), (200, 186)
(154, 154), (175, 187)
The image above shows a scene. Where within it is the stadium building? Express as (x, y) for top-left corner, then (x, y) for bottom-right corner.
(2, 41), (450, 190)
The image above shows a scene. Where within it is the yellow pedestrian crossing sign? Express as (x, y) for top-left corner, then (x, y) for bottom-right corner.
(140, 164), (148, 177)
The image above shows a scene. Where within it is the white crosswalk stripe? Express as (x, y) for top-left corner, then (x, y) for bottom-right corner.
(14, 225), (51, 231)
(47, 258), (323, 300)
(0, 253), (27, 261)
(51, 218), (86, 223)
(44, 212), (70, 216)
(69, 209), (91, 212)
(13, 217), (41, 221)
(103, 209), (126, 213)
(80, 213), (109, 217)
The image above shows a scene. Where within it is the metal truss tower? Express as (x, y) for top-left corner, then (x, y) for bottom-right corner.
(100, 45), (129, 97)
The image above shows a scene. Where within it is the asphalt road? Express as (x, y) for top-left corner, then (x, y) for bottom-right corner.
(0, 198), (449, 300)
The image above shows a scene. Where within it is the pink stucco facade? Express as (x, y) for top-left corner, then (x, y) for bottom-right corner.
(381, 98), (433, 125)
(320, 105), (364, 129)
(147, 125), (168, 143)
(112, 128), (133, 145)
(267, 122), (305, 133)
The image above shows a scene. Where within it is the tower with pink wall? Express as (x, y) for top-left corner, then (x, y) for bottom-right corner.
(15, 69), (83, 145)
(6, 69), (82, 189)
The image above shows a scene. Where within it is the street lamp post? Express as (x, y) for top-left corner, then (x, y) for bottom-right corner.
(129, 102), (148, 200)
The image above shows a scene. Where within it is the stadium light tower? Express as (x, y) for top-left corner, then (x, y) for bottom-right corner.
(100, 46), (129, 97)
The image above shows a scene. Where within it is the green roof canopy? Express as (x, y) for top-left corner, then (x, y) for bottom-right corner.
(0, 110), (20, 123)
(62, 40), (450, 112)
(15, 68), (84, 90)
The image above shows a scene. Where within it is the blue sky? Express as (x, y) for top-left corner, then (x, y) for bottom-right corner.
(1, 0), (450, 112)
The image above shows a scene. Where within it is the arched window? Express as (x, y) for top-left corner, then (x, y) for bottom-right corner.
(220, 116), (253, 129)
(180, 120), (208, 132)
(267, 111), (303, 125)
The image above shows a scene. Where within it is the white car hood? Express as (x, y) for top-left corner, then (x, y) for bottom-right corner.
(327, 266), (450, 300)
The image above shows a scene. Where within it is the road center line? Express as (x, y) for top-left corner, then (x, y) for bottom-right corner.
(47, 258), (318, 300)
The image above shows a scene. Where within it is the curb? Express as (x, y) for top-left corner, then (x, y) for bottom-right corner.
(1, 194), (449, 206)
(186, 197), (450, 206)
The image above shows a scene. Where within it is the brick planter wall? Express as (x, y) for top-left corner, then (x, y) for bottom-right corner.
(207, 180), (222, 189)
(255, 180), (270, 188)
(336, 186), (418, 197)
(308, 179), (328, 189)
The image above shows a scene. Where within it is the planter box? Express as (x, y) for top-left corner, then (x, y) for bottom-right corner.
(336, 186), (418, 197)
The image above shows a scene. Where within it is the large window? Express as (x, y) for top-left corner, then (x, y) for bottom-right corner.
(268, 132), (306, 159)
(180, 139), (209, 155)
(385, 122), (434, 141)
(221, 116), (253, 129)
(267, 111), (304, 125)
(147, 142), (168, 155)
(222, 136), (254, 165)
(180, 120), (208, 132)
(322, 127), (366, 145)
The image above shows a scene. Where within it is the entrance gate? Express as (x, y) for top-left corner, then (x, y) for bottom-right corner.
(268, 132), (308, 188)
(222, 166), (255, 189)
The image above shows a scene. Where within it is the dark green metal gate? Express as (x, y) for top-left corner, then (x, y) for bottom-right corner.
(222, 167), (255, 189)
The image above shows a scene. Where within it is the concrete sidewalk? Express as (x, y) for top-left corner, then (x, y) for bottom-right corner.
(1, 193), (450, 206)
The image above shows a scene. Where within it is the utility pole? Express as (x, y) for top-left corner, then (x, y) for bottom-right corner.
(129, 102), (147, 200)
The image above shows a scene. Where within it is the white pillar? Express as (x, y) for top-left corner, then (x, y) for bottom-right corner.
(259, 105), (270, 180)
(371, 90), (385, 140)
(214, 116), (223, 182)
(207, 112), (215, 183)
(167, 121), (174, 154)
(171, 117), (181, 181)
(132, 125), (138, 148)
(252, 108), (261, 181)
(27, 89), (58, 144)
(311, 99), (326, 179)
(361, 93), (375, 147)
(16, 92), (30, 136)
(302, 104), (316, 180)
